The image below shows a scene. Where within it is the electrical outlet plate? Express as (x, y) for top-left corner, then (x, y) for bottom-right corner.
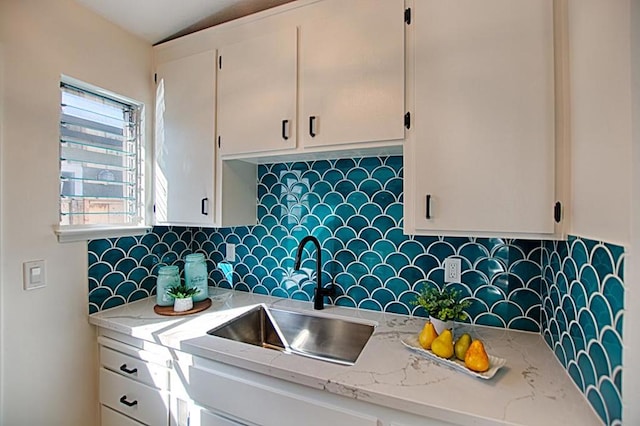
(444, 257), (461, 283)
(226, 243), (236, 262)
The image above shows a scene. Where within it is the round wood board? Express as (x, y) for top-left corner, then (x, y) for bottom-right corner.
(154, 298), (212, 316)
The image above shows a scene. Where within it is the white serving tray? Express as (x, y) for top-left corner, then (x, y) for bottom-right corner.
(401, 335), (506, 380)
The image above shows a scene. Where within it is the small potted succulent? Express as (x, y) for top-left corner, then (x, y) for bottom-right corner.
(413, 286), (471, 334)
(167, 284), (200, 312)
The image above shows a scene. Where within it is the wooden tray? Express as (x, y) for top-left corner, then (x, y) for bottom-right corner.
(154, 298), (212, 316)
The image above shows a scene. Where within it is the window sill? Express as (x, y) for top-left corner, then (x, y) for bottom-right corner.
(54, 225), (152, 243)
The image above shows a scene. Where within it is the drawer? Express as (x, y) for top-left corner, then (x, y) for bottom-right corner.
(100, 368), (169, 426)
(101, 346), (169, 389)
(101, 405), (145, 426)
(190, 365), (377, 426)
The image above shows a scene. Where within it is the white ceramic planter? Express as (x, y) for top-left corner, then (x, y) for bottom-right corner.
(429, 316), (453, 335)
(174, 297), (193, 312)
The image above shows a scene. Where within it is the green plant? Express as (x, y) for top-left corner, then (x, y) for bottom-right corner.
(413, 286), (471, 321)
(166, 284), (200, 299)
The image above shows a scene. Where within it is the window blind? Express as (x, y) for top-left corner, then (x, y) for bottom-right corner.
(59, 82), (142, 226)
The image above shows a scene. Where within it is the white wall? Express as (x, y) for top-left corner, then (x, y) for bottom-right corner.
(568, 0), (638, 422)
(568, 0), (633, 247)
(625, 0), (640, 423)
(0, 36), (5, 421)
(0, 1), (152, 424)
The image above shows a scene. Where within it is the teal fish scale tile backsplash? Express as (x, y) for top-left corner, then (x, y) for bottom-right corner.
(89, 156), (544, 331)
(197, 156), (543, 331)
(88, 227), (192, 313)
(542, 237), (624, 425)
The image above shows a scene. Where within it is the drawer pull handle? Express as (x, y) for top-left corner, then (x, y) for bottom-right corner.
(119, 364), (138, 375)
(119, 395), (138, 407)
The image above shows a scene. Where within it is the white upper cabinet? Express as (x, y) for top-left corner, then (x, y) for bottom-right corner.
(405, 0), (556, 236)
(154, 50), (217, 226)
(299, 0), (406, 148)
(217, 28), (297, 156)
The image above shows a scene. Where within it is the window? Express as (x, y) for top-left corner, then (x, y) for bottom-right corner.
(57, 79), (147, 240)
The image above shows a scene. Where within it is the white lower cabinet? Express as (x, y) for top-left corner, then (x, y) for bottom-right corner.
(98, 331), (454, 426)
(189, 361), (377, 426)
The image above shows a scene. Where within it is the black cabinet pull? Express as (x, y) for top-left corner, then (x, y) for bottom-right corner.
(119, 395), (138, 407)
(201, 198), (209, 216)
(119, 364), (138, 375)
(554, 201), (562, 223)
(426, 194), (432, 219)
(309, 116), (317, 137)
(282, 119), (289, 140)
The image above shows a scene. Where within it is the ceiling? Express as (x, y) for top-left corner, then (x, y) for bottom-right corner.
(75, 0), (295, 45)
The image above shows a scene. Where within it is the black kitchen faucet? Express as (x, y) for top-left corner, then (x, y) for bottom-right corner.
(294, 235), (336, 310)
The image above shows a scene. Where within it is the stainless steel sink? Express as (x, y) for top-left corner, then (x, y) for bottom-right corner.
(207, 304), (376, 366)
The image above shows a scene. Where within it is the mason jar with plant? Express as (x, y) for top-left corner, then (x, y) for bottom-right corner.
(167, 284), (200, 312)
(413, 286), (471, 334)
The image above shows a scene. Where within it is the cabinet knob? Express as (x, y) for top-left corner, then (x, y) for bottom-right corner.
(309, 116), (317, 138)
(119, 395), (138, 407)
(119, 364), (138, 375)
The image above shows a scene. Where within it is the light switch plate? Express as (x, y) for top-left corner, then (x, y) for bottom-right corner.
(23, 260), (46, 290)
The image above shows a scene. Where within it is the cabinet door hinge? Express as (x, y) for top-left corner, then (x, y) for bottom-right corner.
(218, 55), (222, 70)
(405, 8), (411, 25)
(154, 73), (157, 84)
(404, 112), (411, 129)
(554, 201), (562, 223)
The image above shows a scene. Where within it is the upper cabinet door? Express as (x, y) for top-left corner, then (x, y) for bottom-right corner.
(299, 0), (405, 148)
(409, 0), (556, 235)
(154, 50), (216, 226)
(217, 28), (297, 156)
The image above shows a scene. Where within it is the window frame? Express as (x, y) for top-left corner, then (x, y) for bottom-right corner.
(54, 75), (150, 242)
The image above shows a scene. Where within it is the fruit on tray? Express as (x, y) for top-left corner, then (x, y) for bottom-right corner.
(431, 329), (454, 359)
(465, 339), (490, 372)
(418, 321), (438, 350)
(454, 333), (472, 361)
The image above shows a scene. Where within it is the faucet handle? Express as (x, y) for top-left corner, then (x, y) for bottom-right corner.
(314, 283), (336, 310)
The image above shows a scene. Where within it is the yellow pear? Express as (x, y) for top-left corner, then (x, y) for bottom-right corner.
(464, 339), (490, 372)
(418, 321), (438, 350)
(430, 329), (454, 359)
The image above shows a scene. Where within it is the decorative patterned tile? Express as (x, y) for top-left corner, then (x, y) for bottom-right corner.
(542, 236), (624, 425)
(190, 156), (543, 332)
(87, 226), (192, 313)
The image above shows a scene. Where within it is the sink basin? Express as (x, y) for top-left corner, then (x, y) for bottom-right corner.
(207, 304), (376, 366)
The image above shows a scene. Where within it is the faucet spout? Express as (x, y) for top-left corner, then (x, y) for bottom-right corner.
(294, 236), (335, 310)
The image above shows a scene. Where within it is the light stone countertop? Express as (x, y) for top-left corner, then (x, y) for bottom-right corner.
(89, 288), (601, 426)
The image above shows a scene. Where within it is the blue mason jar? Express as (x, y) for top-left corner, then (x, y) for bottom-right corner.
(184, 253), (208, 302)
(156, 265), (180, 306)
